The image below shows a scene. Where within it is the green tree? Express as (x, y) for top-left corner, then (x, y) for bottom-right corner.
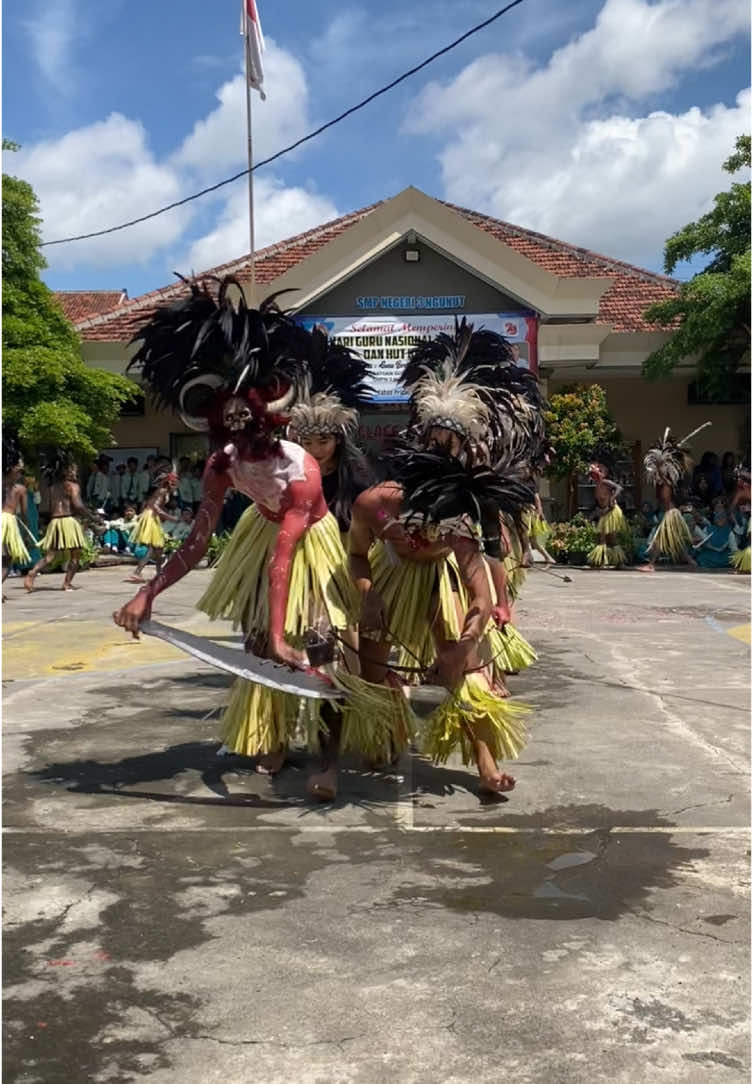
(642, 135), (751, 399)
(2, 145), (137, 462)
(544, 384), (621, 517)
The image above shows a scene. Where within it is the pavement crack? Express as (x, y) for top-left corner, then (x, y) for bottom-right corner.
(667, 795), (734, 818)
(631, 910), (745, 946)
(196, 1034), (363, 1050)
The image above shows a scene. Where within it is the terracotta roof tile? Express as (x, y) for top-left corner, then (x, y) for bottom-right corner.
(77, 194), (678, 341)
(55, 290), (127, 323)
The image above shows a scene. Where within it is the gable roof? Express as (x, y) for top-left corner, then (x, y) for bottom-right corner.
(75, 192), (677, 342)
(55, 289), (127, 323)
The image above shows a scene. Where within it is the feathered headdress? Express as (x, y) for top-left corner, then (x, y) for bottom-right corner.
(384, 442), (535, 535)
(287, 327), (373, 438)
(400, 318), (545, 466)
(3, 431), (22, 473)
(643, 422), (711, 487)
(38, 446), (75, 484)
(128, 277), (309, 439)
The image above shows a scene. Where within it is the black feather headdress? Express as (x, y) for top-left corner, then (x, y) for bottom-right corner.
(399, 318), (545, 466)
(3, 431), (22, 473)
(384, 442), (535, 534)
(38, 446), (75, 484)
(287, 327), (373, 438)
(128, 277), (309, 434)
(644, 422), (711, 487)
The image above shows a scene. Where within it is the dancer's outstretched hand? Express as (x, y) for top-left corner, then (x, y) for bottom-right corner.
(490, 603), (511, 629)
(270, 639), (307, 670)
(113, 592), (151, 639)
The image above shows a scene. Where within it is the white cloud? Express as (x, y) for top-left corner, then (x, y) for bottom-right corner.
(24, 0), (79, 96)
(406, 0), (751, 266)
(183, 177), (340, 273)
(175, 39), (311, 176)
(10, 114), (191, 270)
(10, 38), (338, 277)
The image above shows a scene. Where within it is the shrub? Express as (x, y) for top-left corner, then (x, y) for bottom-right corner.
(206, 531), (232, 567)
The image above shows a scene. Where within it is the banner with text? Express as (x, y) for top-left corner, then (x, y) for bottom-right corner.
(296, 313), (538, 402)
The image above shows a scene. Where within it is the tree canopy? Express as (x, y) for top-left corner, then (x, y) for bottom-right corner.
(642, 135), (751, 399)
(2, 144), (136, 463)
(544, 383), (621, 479)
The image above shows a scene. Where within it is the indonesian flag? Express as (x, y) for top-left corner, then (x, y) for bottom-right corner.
(241, 0), (266, 99)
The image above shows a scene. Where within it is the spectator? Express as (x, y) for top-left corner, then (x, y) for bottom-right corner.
(86, 455), (113, 511)
(102, 504), (137, 553)
(190, 462), (204, 513)
(110, 462), (127, 512)
(122, 457), (145, 508)
(177, 457), (194, 509)
(168, 506), (194, 542)
(692, 504), (733, 569)
(692, 451), (723, 501)
(721, 451), (738, 496)
(635, 500), (658, 538)
(139, 455), (157, 498)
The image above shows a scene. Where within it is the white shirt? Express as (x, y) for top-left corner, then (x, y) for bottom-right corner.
(178, 475), (194, 504)
(168, 520), (193, 541)
(87, 471), (111, 504)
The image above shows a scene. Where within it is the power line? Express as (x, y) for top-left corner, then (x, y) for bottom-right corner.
(40, 0), (526, 247)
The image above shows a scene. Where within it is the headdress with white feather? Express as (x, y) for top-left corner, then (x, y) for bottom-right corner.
(287, 327), (373, 439)
(400, 318), (545, 464)
(643, 422), (711, 487)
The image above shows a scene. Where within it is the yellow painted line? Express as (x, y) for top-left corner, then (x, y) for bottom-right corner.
(727, 624), (751, 644)
(3, 619), (229, 680)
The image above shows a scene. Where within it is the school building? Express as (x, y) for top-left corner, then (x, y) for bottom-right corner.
(61, 187), (750, 518)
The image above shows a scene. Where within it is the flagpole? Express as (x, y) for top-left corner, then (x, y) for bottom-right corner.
(243, 29), (256, 307)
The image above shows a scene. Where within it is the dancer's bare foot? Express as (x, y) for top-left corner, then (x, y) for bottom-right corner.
(255, 747), (287, 775)
(125, 574), (145, 584)
(637, 564), (655, 573)
(24, 574), (34, 593)
(475, 740), (516, 794)
(306, 765), (338, 802)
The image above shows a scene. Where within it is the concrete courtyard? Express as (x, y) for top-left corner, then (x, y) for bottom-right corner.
(2, 564), (750, 1083)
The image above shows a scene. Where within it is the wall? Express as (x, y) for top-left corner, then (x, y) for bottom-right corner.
(547, 373), (749, 513)
(298, 241), (527, 317)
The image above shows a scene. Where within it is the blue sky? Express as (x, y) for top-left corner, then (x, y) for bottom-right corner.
(3, 0), (750, 297)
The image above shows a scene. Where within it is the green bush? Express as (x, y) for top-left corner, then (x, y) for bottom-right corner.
(47, 534), (99, 571)
(206, 531), (232, 567)
(548, 516), (599, 563)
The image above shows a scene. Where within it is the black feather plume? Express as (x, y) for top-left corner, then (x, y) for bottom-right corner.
(384, 443), (535, 529)
(304, 327), (373, 407)
(38, 446), (74, 484)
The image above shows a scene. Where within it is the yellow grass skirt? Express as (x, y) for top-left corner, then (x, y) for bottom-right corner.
(502, 524), (527, 601)
(1, 512), (30, 563)
(487, 624), (538, 676)
(421, 675), (530, 766)
(199, 505), (359, 756)
(198, 505), (355, 641)
(596, 504), (626, 536)
(588, 542), (627, 568)
(653, 507), (691, 562)
(353, 545), (532, 762)
(522, 507), (550, 544)
(40, 516), (86, 552)
(129, 509), (165, 548)
(369, 541), (463, 669)
(731, 547), (751, 573)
